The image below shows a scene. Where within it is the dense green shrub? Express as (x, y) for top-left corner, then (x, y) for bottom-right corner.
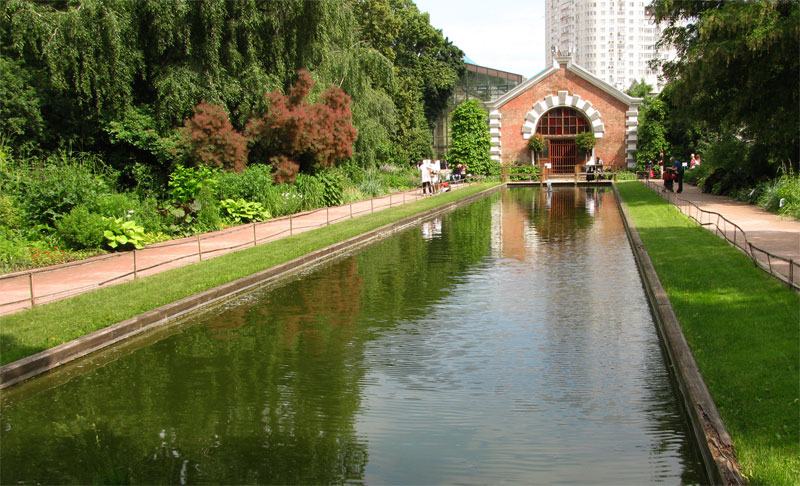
(55, 206), (107, 250)
(448, 99), (493, 175)
(294, 174), (326, 210)
(91, 193), (165, 234)
(0, 194), (22, 229)
(19, 157), (113, 226)
(216, 164), (274, 204)
(168, 165), (219, 205)
(194, 187), (222, 233)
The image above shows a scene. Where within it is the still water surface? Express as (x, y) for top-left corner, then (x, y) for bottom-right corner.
(1, 187), (705, 484)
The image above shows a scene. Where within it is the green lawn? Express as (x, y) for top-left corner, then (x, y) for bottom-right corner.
(0, 183), (497, 366)
(616, 181), (799, 485)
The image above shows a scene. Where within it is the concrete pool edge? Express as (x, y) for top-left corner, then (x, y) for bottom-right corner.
(0, 185), (502, 390)
(612, 182), (745, 485)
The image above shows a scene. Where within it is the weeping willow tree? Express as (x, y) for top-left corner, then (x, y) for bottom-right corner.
(0, 0), (462, 176)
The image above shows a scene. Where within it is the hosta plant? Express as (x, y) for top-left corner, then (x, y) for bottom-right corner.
(220, 199), (270, 224)
(103, 217), (145, 250)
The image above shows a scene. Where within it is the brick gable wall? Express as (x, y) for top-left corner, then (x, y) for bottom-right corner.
(496, 63), (631, 168)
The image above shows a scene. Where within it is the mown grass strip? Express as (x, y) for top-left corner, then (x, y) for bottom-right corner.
(0, 184), (497, 366)
(616, 181), (799, 485)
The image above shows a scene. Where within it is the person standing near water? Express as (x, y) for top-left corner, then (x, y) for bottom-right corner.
(671, 156), (684, 193)
(418, 159), (432, 195)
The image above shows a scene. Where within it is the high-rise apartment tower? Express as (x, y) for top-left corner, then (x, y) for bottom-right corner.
(545, 0), (673, 92)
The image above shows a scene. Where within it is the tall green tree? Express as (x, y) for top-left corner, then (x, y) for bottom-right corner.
(652, 0), (800, 173)
(447, 100), (493, 175)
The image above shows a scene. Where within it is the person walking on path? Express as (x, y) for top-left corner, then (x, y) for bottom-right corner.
(671, 156), (685, 193)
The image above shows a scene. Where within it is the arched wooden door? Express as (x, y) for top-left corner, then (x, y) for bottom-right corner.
(549, 140), (577, 174)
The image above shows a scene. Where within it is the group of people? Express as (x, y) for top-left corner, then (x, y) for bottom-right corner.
(585, 156), (605, 182)
(658, 152), (702, 192)
(417, 159), (468, 196)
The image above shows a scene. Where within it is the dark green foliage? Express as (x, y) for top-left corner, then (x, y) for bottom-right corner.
(447, 100), (493, 175)
(216, 164), (275, 203)
(194, 187), (221, 232)
(652, 0), (799, 174)
(635, 97), (670, 168)
(91, 193), (165, 234)
(55, 206), (107, 250)
(527, 134), (545, 154)
(19, 156), (112, 226)
(574, 131), (597, 154)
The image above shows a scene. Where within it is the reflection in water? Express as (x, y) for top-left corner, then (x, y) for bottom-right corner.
(0, 188), (705, 484)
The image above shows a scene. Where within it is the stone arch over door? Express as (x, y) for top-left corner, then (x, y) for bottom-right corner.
(521, 91), (605, 141)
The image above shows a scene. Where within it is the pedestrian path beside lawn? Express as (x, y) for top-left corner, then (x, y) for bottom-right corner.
(643, 179), (800, 288)
(0, 185), (465, 316)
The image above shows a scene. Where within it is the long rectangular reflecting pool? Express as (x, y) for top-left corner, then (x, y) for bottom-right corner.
(0, 187), (706, 484)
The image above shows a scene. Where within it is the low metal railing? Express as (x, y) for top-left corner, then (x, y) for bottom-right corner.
(0, 183), (478, 314)
(642, 180), (799, 290)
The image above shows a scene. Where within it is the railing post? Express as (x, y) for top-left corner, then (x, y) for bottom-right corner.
(371, 198), (374, 213)
(197, 235), (202, 261)
(29, 272), (34, 308)
(349, 202), (353, 219)
(389, 194), (392, 207)
(133, 249), (138, 279)
(253, 222), (257, 246)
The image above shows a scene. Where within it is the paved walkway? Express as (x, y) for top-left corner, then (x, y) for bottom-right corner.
(0, 186), (465, 316)
(643, 179), (800, 287)
(3, 179), (797, 316)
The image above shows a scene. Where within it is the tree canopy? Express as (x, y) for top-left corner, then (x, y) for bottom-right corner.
(0, 0), (464, 182)
(651, 0), (799, 173)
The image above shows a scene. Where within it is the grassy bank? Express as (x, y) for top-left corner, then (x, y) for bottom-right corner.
(616, 181), (799, 485)
(0, 183), (497, 366)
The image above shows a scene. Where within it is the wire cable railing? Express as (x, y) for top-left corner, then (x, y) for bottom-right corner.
(641, 179), (799, 291)
(0, 183), (480, 314)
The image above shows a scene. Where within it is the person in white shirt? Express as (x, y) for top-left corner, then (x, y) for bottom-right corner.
(418, 159), (432, 195)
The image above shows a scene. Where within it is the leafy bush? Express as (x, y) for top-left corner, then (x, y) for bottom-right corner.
(91, 193), (165, 233)
(194, 187), (221, 232)
(216, 164), (275, 204)
(0, 194), (23, 229)
(358, 169), (385, 197)
(168, 165), (218, 204)
(614, 170), (638, 181)
(55, 206), (107, 250)
(245, 70), (357, 174)
(179, 101), (248, 172)
(294, 173), (326, 210)
(447, 99), (492, 175)
(528, 134), (546, 154)
(508, 165), (540, 181)
(18, 154), (113, 226)
(316, 171), (344, 207)
(0, 228), (30, 271)
(103, 217), (145, 250)
(756, 172), (800, 219)
(219, 199), (270, 224)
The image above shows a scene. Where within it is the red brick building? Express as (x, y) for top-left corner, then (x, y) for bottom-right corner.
(487, 56), (642, 174)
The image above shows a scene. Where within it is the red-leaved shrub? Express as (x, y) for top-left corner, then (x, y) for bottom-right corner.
(246, 70), (358, 175)
(181, 101), (248, 172)
(270, 155), (300, 184)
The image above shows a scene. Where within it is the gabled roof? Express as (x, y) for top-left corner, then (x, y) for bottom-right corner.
(487, 56), (643, 110)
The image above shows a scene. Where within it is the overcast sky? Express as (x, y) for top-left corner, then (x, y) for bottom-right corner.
(414, 0), (548, 79)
